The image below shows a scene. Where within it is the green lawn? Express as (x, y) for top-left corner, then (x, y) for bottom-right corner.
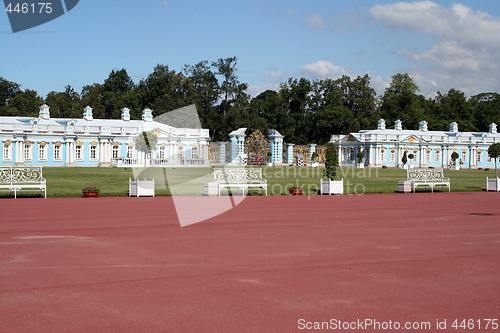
(1, 166), (496, 198)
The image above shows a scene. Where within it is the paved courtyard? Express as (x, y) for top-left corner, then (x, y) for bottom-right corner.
(0, 192), (499, 332)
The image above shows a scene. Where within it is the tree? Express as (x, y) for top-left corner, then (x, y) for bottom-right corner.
(470, 93), (500, 132)
(488, 143), (500, 179)
(183, 60), (219, 128)
(356, 151), (364, 164)
(6, 89), (44, 117)
(0, 76), (20, 115)
(451, 151), (459, 165)
(402, 151), (408, 166)
(81, 83), (106, 119)
(137, 65), (196, 119)
(380, 73), (424, 130)
(102, 69), (137, 119)
(324, 143), (339, 180)
(212, 56), (239, 119)
(45, 85), (81, 118)
(279, 77), (312, 144)
(134, 130), (158, 180)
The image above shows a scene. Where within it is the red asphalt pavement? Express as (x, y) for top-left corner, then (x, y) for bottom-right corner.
(0, 192), (499, 332)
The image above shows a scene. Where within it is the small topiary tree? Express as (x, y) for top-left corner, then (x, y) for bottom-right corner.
(402, 151), (408, 165)
(134, 130), (158, 180)
(488, 143), (500, 179)
(356, 151), (364, 164)
(451, 151), (459, 165)
(324, 143), (339, 180)
(310, 151), (319, 163)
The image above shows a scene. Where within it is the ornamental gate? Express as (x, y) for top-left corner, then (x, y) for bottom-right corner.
(244, 130), (270, 166)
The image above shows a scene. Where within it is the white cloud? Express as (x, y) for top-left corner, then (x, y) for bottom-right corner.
(266, 71), (286, 79)
(369, 1), (500, 96)
(248, 83), (281, 97)
(305, 14), (324, 29)
(301, 60), (348, 79)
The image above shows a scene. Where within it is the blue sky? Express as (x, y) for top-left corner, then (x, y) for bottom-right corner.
(2, 0), (500, 98)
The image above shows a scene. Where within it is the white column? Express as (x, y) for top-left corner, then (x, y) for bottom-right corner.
(337, 144), (342, 165)
(65, 142), (70, 164)
(69, 142), (74, 164)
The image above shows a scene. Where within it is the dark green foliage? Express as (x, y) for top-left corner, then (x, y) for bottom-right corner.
(488, 143), (500, 178)
(2, 67), (500, 143)
(324, 143), (339, 180)
(356, 151), (364, 163)
(402, 151), (408, 165)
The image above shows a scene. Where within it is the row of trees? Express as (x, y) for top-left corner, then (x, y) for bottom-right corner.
(1, 58), (500, 144)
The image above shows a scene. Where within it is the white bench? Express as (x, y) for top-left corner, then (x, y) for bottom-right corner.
(403, 168), (450, 193)
(214, 168), (267, 196)
(0, 166), (47, 198)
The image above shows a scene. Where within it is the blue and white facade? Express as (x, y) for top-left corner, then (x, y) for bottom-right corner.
(0, 104), (210, 167)
(331, 119), (500, 169)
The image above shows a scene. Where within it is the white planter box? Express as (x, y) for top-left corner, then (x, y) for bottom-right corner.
(129, 179), (155, 197)
(487, 177), (500, 191)
(311, 162), (319, 167)
(321, 178), (343, 195)
(398, 181), (411, 193)
(453, 164), (460, 170)
(203, 182), (218, 196)
(357, 163), (364, 168)
(267, 162), (273, 167)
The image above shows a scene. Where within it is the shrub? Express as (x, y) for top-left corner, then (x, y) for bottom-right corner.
(356, 151), (364, 163)
(324, 143), (339, 180)
(382, 165), (387, 169)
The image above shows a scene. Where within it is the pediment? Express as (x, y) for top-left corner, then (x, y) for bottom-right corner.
(341, 134), (361, 144)
(400, 134), (429, 144)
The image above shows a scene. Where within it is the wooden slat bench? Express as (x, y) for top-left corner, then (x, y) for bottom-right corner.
(214, 168), (267, 196)
(403, 168), (450, 193)
(0, 166), (47, 198)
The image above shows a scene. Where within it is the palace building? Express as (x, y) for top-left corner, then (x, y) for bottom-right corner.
(0, 104), (210, 167)
(330, 119), (500, 169)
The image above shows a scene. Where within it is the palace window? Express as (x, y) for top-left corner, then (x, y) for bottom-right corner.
(38, 144), (47, 161)
(349, 148), (355, 162)
(389, 150), (396, 164)
(127, 145), (134, 158)
(461, 150), (467, 162)
(75, 145), (83, 161)
(477, 151), (483, 164)
(90, 145), (97, 161)
(435, 150), (441, 164)
(159, 146), (166, 160)
(24, 143), (32, 162)
(112, 145), (119, 159)
(53, 145), (62, 161)
(426, 150), (431, 163)
(381, 149), (386, 163)
(191, 145), (199, 159)
(2, 142), (12, 162)
(487, 154), (493, 164)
